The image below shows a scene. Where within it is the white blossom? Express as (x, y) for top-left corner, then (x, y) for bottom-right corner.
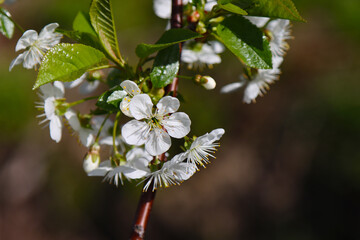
(65, 110), (96, 147)
(143, 153), (197, 191)
(185, 128), (225, 168)
(36, 81), (65, 143)
(122, 94), (191, 156)
(83, 143), (100, 173)
(182, 40), (224, 69)
(9, 23), (62, 71)
(88, 148), (153, 186)
(119, 80), (142, 117)
(64, 73), (100, 95)
(221, 17), (292, 103)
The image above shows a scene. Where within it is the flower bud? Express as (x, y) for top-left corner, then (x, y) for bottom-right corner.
(83, 143), (100, 173)
(194, 75), (216, 90)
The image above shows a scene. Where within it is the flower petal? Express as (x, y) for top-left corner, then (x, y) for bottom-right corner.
(156, 96), (180, 116)
(122, 166), (149, 179)
(49, 115), (62, 142)
(120, 80), (141, 96)
(129, 94), (153, 120)
(9, 52), (25, 71)
(15, 30), (38, 51)
(153, 0), (172, 19)
(162, 112), (191, 138)
(64, 110), (81, 131)
(120, 96), (133, 117)
(88, 160), (112, 176)
(122, 119), (149, 146)
(220, 81), (245, 94)
(145, 128), (171, 156)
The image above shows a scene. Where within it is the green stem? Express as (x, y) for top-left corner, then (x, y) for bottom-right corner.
(113, 111), (121, 154)
(0, 9), (24, 33)
(95, 114), (110, 142)
(68, 96), (99, 107)
(89, 64), (118, 71)
(177, 75), (193, 80)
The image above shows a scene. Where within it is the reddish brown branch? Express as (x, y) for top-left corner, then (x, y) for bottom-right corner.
(130, 1), (183, 239)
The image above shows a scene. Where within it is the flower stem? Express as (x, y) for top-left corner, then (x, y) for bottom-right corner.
(129, 1), (183, 239)
(95, 114), (110, 142)
(67, 96), (99, 107)
(0, 9), (25, 33)
(112, 111), (121, 155)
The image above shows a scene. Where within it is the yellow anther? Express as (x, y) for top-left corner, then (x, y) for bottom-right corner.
(123, 86), (126, 89)
(128, 99), (130, 102)
(132, 90), (135, 92)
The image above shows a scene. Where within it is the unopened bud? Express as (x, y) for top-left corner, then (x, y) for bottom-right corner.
(187, 10), (200, 23)
(83, 143), (100, 173)
(194, 75), (216, 90)
(196, 21), (207, 35)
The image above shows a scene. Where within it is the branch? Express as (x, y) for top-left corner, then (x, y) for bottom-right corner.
(130, 1), (183, 239)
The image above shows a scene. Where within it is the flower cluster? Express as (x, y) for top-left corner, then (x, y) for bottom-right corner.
(220, 17), (292, 103)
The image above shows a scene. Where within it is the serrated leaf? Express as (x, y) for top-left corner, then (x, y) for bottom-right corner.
(215, 15), (272, 69)
(150, 44), (180, 88)
(107, 90), (127, 106)
(96, 91), (119, 111)
(247, 0), (305, 22)
(136, 28), (202, 58)
(73, 11), (97, 36)
(57, 29), (103, 51)
(218, 0), (248, 15)
(90, 0), (123, 65)
(33, 43), (108, 89)
(0, 8), (14, 39)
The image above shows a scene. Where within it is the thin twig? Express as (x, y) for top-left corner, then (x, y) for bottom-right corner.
(129, 1), (183, 239)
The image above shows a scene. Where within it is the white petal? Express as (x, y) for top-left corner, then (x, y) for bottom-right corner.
(64, 73), (86, 88)
(79, 130), (95, 147)
(126, 147), (153, 163)
(208, 128), (225, 142)
(38, 23), (59, 39)
(220, 81), (245, 94)
(156, 96), (180, 116)
(44, 97), (56, 119)
(145, 128), (171, 156)
(153, 0), (171, 19)
(83, 154), (100, 173)
(245, 16), (270, 28)
(209, 41), (225, 54)
(122, 166), (148, 179)
(9, 52), (25, 71)
(120, 80), (141, 96)
(53, 81), (65, 98)
(122, 120), (149, 146)
(120, 97), (133, 117)
(15, 30), (38, 51)
(204, 0), (217, 12)
(129, 94), (153, 120)
(64, 110), (81, 131)
(162, 112), (191, 139)
(181, 49), (198, 63)
(79, 80), (100, 94)
(243, 83), (260, 103)
(49, 116), (62, 142)
(88, 160), (112, 176)
(22, 47), (42, 69)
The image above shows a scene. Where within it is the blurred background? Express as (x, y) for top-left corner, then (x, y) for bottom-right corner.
(1, 0), (359, 239)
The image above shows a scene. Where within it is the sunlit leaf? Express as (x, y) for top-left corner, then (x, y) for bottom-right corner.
(150, 44), (180, 88)
(90, 0), (124, 65)
(215, 15), (272, 69)
(33, 43), (108, 89)
(247, 0), (305, 22)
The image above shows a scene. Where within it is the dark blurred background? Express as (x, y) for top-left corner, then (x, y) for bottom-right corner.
(1, 0), (359, 239)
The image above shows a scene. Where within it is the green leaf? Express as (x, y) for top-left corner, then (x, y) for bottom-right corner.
(0, 8), (14, 39)
(107, 90), (127, 106)
(73, 11), (97, 36)
(150, 44), (180, 88)
(57, 29), (103, 51)
(218, 0), (248, 15)
(136, 29), (202, 58)
(246, 0), (305, 22)
(215, 15), (272, 69)
(33, 43), (108, 89)
(90, 0), (124, 65)
(96, 91), (119, 112)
